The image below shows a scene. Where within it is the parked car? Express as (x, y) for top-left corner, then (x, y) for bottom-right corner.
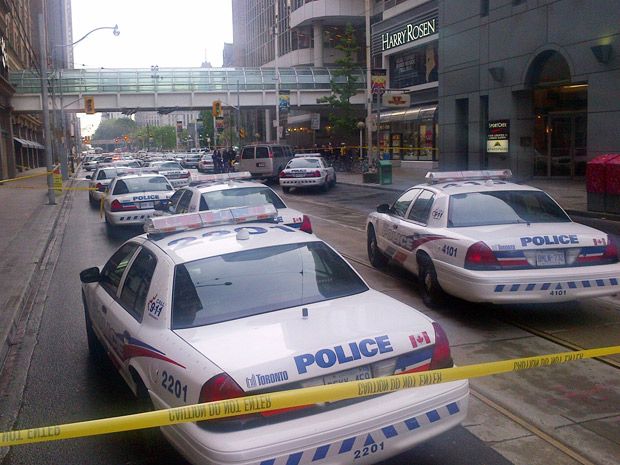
(80, 205), (468, 465)
(366, 170), (620, 307)
(236, 144), (294, 181)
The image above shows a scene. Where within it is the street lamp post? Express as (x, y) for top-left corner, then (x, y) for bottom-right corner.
(53, 24), (119, 180)
(274, 0), (280, 144)
(357, 121), (365, 162)
(38, 13), (55, 205)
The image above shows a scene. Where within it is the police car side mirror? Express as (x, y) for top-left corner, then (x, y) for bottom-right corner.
(377, 204), (390, 214)
(80, 267), (101, 283)
(85, 175), (91, 180)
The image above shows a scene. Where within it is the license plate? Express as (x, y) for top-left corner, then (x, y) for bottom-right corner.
(140, 202), (154, 209)
(293, 172), (306, 177)
(257, 162), (265, 167)
(536, 251), (565, 266)
(323, 366), (372, 385)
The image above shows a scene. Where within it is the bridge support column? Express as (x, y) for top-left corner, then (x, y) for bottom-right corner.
(265, 108), (272, 143)
(313, 21), (324, 67)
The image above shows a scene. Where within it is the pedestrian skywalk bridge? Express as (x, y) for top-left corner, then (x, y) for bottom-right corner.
(9, 66), (366, 113)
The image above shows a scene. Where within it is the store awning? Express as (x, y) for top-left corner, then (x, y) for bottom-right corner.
(14, 137), (45, 150)
(378, 105), (437, 123)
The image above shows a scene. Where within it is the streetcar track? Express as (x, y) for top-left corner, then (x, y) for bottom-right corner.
(294, 195), (618, 464)
(340, 253), (616, 465)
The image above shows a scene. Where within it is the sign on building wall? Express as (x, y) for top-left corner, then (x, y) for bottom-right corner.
(382, 92), (411, 108)
(380, 17), (438, 52)
(487, 120), (510, 153)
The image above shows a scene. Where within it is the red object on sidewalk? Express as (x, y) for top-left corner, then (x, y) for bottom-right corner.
(586, 154), (619, 212)
(605, 156), (620, 214)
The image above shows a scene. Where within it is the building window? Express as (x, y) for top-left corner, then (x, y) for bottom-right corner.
(481, 0), (489, 16)
(389, 42), (438, 89)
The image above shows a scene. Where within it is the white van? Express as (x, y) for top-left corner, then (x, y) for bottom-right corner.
(236, 144), (294, 181)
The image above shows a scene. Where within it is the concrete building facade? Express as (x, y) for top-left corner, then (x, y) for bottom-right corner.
(437, 0), (620, 179)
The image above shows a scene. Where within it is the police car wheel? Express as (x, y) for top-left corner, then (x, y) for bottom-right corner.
(83, 294), (105, 361)
(282, 186), (290, 194)
(367, 226), (388, 268)
(88, 194), (97, 207)
(418, 258), (445, 308)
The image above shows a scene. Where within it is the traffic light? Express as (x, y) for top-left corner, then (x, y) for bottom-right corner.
(84, 96), (95, 114)
(212, 100), (222, 118)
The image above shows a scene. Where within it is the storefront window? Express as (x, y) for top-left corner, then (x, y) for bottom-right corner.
(389, 42), (438, 88)
(379, 108), (438, 162)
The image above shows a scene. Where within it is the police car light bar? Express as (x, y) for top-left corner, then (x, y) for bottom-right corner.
(425, 170), (512, 184)
(294, 153), (322, 158)
(191, 171), (252, 184)
(144, 204), (278, 235)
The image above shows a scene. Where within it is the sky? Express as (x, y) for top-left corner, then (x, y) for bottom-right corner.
(70, 0), (233, 134)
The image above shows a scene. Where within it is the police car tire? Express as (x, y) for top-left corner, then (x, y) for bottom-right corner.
(418, 258), (446, 308)
(88, 194), (97, 207)
(330, 174), (337, 187)
(83, 294), (105, 361)
(367, 226), (388, 268)
(321, 179), (329, 192)
(282, 186), (290, 194)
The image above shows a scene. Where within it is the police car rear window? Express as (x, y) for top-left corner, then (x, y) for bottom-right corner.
(448, 190), (571, 227)
(171, 242), (368, 329)
(287, 158), (320, 169)
(200, 187), (286, 211)
(113, 176), (173, 195)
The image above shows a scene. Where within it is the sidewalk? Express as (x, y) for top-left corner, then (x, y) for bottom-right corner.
(0, 168), (67, 371)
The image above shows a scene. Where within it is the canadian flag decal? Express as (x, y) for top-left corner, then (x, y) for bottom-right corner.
(409, 331), (431, 348)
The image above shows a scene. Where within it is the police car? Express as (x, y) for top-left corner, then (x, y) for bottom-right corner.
(80, 205), (468, 465)
(86, 165), (134, 206)
(279, 153), (336, 193)
(366, 170), (620, 307)
(160, 172), (312, 232)
(145, 160), (191, 188)
(102, 173), (175, 228)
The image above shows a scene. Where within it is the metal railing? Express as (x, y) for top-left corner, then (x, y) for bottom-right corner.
(9, 66), (366, 95)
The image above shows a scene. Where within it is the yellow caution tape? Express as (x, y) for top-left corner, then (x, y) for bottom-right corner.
(0, 171), (49, 184)
(0, 185), (96, 191)
(1, 345), (619, 447)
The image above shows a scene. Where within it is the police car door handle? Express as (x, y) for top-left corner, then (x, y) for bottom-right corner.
(101, 305), (107, 314)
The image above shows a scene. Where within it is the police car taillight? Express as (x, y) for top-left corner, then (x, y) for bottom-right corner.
(426, 169), (512, 184)
(111, 199), (138, 212)
(429, 322), (454, 370)
(309, 170), (321, 178)
(464, 241), (501, 270)
(95, 183), (106, 192)
(199, 373), (246, 404)
(300, 215), (312, 233)
(144, 204), (278, 234)
(279, 171), (291, 178)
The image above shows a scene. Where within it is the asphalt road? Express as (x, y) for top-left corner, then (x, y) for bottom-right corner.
(2, 175), (619, 465)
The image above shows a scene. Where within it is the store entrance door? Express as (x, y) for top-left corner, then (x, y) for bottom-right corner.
(534, 112), (587, 177)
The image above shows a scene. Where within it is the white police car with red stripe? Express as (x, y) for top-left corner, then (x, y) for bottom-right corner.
(366, 170), (620, 306)
(103, 173), (175, 229)
(279, 153), (336, 193)
(80, 205), (468, 465)
(160, 172), (313, 232)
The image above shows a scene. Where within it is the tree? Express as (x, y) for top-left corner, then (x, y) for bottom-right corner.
(317, 24), (361, 139)
(92, 117), (137, 141)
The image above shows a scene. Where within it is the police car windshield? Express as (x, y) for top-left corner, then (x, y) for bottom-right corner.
(113, 176), (173, 194)
(448, 190), (571, 227)
(171, 241), (368, 329)
(287, 158), (321, 169)
(200, 187), (286, 211)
